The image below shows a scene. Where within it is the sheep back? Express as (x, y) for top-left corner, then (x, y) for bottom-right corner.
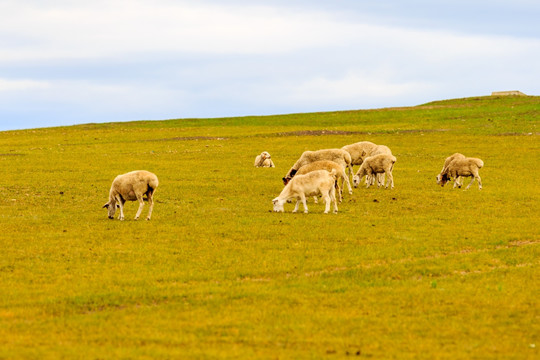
(288, 170), (336, 197)
(295, 160), (344, 176)
(370, 145), (392, 157)
(285, 149), (352, 180)
(111, 170), (159, 200)
(361, 154), (396, 172)
(341, 141), (377, 165)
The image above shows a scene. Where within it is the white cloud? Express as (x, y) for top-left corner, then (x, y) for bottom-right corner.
(0, 1), (355, 62)
(0, 78), (50, 91)
(289, 74), (434, 104)
(1, 0), (538, 68)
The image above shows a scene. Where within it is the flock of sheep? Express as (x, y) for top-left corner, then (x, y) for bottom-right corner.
(101, 141), (484, 220)
(256, 141), (484, 215)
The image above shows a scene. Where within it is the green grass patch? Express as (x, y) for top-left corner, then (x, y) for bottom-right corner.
(1, 96), (539, 359)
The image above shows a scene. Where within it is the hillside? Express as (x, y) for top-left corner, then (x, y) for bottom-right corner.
(0, 96), (539, 359)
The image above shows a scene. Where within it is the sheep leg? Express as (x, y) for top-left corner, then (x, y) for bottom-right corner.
(347, 164), (353, 179)
(343, 174), (353, 195)
(146, 190), (154, 220)
(330, 186), (338, 214)
(292, 199), (300, 213)
(465, 176), (476, 190)
(313, 196), (318, 204)
(470, 170), (482, 190)
(336, 179), (343, 203)
(300, 194), (308, 213)
(323, 192), (331, 213)
(386, 171), (394, 189)
(116, 196), (125, 221)
(365, 171), (372, 188)
(453, 175), (461, 189)
(134, 194), (145, 220)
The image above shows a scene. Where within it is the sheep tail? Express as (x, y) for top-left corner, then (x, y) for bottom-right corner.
(148, 178), (159, 193)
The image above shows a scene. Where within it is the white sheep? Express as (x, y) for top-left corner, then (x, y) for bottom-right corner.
(103, 170), (159, 220)
(283, 148), (353, 185)
(347, 143), (392, 186)
(365, 145), (393, 186)
(436, 153), (466, 188)
(273, 169), (338, 214)
(285, 160), (352, 203)
(353, 154), (396, 189)
(254, 151), (275, 168)
(439, 157), (484, 190)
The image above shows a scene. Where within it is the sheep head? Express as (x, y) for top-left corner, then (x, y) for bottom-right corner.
(283, 169), (297, 185)
(103, 201), (117, 219)
(352, 175), (361, 188)
(272, 198), (285, 212)
(439, 173), (450, 187)
(352, 167), (366, 188)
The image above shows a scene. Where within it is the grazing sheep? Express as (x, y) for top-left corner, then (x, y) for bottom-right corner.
(347, 144), (392, 186)
(439, 157), (484, 190)
(353, 154), (396, 189)
(283, 148), (353, 184)
(103, 170), (159, 220)
(273, 169), (338, 214)
(365, 145), (393, 186)
(436, 153), (466, 187)
(254, 151), (275, 168)
(285, 160), (352, 203)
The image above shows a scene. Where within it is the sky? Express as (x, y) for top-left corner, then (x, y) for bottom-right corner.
(0, 0), (539, 131)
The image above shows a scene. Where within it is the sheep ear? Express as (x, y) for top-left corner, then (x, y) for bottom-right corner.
(103, 203), (109, 209)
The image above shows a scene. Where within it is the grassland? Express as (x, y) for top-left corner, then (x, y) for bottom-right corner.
(0, 95), (539, 359)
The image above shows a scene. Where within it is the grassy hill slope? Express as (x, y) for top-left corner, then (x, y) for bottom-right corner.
(0, 95), (539, 359)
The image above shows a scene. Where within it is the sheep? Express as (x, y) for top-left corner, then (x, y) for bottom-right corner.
(103, 170), (159, 220)
(347, 144), (392, 186)
(284, 160), (352, 203)
(282, 148), (353, 185)
(436, 153), (466, 188)
(365, 144), (393, 186)
(273, 169), (338, 214)
(439, 157), (484, 190)
(254, 151), (275, 168)
(352, 154), (396, 189)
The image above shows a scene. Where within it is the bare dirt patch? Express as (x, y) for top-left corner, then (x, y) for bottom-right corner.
(140, 136), (229, 142)
(259, 129), (450, 138)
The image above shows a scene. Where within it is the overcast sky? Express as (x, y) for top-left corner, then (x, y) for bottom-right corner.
(0, 0), (539, 131)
